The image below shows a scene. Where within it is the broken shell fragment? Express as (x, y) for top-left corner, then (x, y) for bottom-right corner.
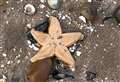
(47, 0), (60, 9)
(79, 16), (87, 23)
(24, 4), (36, 15)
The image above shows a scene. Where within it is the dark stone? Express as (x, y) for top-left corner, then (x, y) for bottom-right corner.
(52, 59), (74, 80)
(86, 71), (96, 81)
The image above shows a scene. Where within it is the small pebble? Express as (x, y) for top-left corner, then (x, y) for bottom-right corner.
(26, 23), (32, 29)
(0, 65), (4, 68)
(86, 71), (96, 81)
(27, 40), (31, 45)
(75, 51), (81, 56)
(24, 4), (36, 15)
(2, 53), (7, 57)
(7, 61), (11, 65)
(39, 4), (46, 9)
(32, 44), (39, 51)
(40, 0), (46, 3)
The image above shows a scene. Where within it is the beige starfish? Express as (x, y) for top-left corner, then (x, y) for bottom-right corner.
(30, 16), (84, 69)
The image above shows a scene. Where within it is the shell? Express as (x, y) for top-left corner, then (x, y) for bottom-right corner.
(24, 4), (36, 15)
(47, 0), (60, 9)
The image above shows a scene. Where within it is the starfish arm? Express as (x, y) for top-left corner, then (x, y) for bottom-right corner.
(48, 16), (62, 36)
(61, 32), (84, 47)
(31, 29), (49, 46)
(31, 44), (54, 63)
(55, 45), (75, 68)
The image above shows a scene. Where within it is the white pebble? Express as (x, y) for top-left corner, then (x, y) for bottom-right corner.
(17, 60), (21, 64)
(2, 53), (7, 57)
(75, 51), (81, 56)
(79, 16), (87, 23)
(39, 4), (46, 9)
(61, 16), (66, 20)
(32, 44), (39, 51)
(71, 68), (75, 72)
(26, 23), (32, 29)
(1, 65), (4, 68)
(40, 0), (46, 3)
(11, 7), (14, 10)
(29, 44), (33, 48)
(7, 61), (11, 65)
(105, 77), (108, 80)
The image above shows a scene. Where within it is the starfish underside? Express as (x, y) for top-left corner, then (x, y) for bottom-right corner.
(30, 16), (84, 69)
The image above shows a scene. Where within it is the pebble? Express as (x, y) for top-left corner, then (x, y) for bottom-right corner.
(24, 4), (36, 15)
(32, 44), (39, 51)
(47, 0), (60, 9)
(86, 71), (96, 81)
(2, 53), (7, 57)
(40, 0), (46, 3)
(39, 4), (46, 9)
(7, 61), (11, 65)
(0, 65), (4, 68)
(26, 23), (32, 29)
(75, 51), (81, 56)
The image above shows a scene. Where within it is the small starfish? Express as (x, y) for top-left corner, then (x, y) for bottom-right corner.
(30, 16), (84, 69)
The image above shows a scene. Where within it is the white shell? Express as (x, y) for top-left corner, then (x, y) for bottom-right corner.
(79, 16), (87, 23)
(32, 44), (39, 51)
(24, 4), (36, 15)
(47, 0), (60, 9)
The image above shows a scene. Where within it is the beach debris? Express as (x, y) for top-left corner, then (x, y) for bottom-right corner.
(79, 16), (87, 23)
(24, 4), (36, 15)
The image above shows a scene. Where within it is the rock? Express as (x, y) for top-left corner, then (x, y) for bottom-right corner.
(47, 0), (61, 9)
(86, 71), (96, 81)
(24, 4), (36, 15)
(52, 59), (74, 80)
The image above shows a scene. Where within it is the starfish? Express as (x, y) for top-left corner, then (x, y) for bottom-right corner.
(30, 16), (84, 69)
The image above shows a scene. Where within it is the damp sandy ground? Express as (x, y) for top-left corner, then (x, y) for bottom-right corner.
(0, 0), (120, 82)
